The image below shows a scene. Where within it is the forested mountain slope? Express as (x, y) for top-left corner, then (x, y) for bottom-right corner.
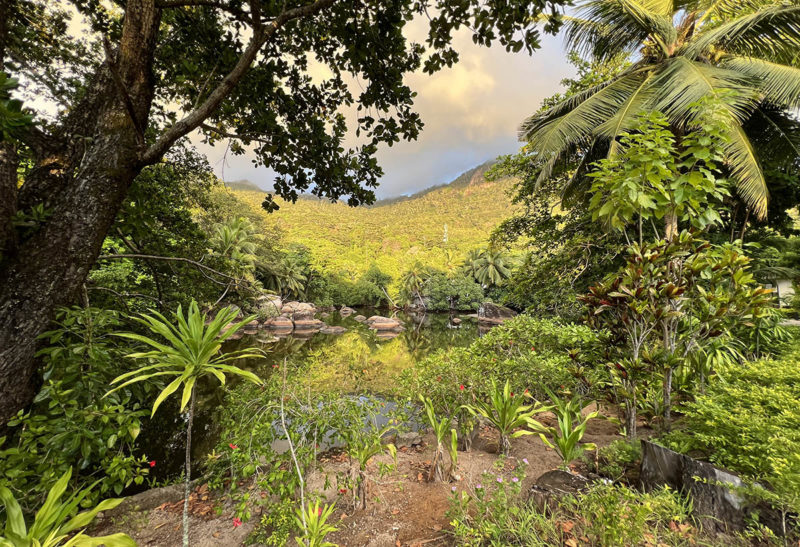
(231, 161), (517, 281)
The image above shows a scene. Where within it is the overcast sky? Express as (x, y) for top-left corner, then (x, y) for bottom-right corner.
(195, 27), (574, 199)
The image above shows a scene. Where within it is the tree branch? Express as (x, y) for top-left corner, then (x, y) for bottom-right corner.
(140, 0), (338, 166)
(199, 123), (275, 144)
(97, 253), (241, 284)
(155, 0), (249, 19)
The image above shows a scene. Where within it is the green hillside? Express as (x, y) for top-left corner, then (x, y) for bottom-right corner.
(230, 161), (518, 283)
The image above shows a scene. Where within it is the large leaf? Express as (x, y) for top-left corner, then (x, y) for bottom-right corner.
(723, 56), (800, 109)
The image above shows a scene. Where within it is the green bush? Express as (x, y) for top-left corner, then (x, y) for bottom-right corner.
(661, 345), (800, 518)
(423, 273), (484, 312)
(595, 439), (641, 480)
(0, 308), (153, 513)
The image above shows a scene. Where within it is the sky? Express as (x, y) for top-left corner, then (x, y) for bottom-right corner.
(195, 26), (575, 199)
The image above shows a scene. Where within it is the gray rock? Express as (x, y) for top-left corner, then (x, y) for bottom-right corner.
(339, 306), (355, 316)
(293, 318), (325, 331)
(451, 317), (462, 325)
(528, 470), (591, 512)
(242, 319), (260, 333)
(264, 317), (294, 330)
(366, 315), (403, 331)
(353, 314), (367, 322)
(395, 431), (423, 448)
(477, 303), (517, 324)
(640, 440), (782, 534)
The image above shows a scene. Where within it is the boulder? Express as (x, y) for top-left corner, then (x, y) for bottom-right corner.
(255, 294), (282, 318)
(528, 470), (591, 512)
(263, 317), (294, 331)
(639, 440), (782, 534)
(394, 431), (423, 448)
(292, 319), (325, 331)
(319, 312), (330, 319)
(451, 317), (462, 325)
(353, 314), (367, 323)
(340, 306), (355, 316)
(242, 320), (260, 333)
(281, 301), (316, 319)
(477, 303), (517, 324)
(320, 325), (347, 335)
(366, 315), (404, 331)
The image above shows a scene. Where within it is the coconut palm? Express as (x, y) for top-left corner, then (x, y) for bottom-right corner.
(107, 301), (263, 547)
(474, 248), (514, 288)
(521, 0), (800, 220)
(211, 217), (259, 280)
(400, 264), (432, 308)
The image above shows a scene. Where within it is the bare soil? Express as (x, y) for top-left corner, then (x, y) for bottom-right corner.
(95, 405), (628, 546)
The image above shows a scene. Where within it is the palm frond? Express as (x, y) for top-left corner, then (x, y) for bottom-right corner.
(648, 57), (758, 124)
(723, 56), (800, 109)
(745, 106), (800, 168)
(596, 69), (657, 150)
(723, 123), (768, 218)
(685, 5), (800, 61)
(565, 0), (677, 60)
(525, 71), (650, 158)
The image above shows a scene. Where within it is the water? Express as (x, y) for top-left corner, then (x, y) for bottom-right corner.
(137, 310), (482, 480)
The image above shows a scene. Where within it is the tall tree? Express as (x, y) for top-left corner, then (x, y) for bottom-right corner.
(520, 0), (800, 223)
(0, 0), (567, 423)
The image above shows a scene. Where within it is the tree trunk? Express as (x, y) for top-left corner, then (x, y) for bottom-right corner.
(625, 383), (637, 441)
(664, 211), (678, 241)
(183, 387), (196, 547)
(662, 367), (672, 432)
(0, 0), (161, 425)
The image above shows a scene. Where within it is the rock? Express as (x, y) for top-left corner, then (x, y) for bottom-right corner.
(640, 440), (782, 534)
(292, 319), (325, 331)
(320, 312), (330, 318)
(477, 303), (517, 324)
(353, 314), (367, 322)
(102, 480), (201, 520)
(528, 470), (591, 512)
(320, 325), (347, 334)
(242, 320), (260, 333)
(264, 317), (293, 331)
(366, 315), (403, 331)
(451, 317), (462, 325)
(339, 306), (355, 316)
(281, 301), (316, 319)
(395, 431), (423, 448)
(255, 294), (282, 318)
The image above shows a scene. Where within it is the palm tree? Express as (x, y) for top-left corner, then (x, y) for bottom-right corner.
(211, 217), (259, 280)
(400, 264), (431, 308)
(522, 0), (800, 221)
(474, 248), (514, 288)
(461, 249), (484, 281)
(107, 302), (263, 547)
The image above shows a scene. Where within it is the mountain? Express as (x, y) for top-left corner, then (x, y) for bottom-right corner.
(231, 160), (518, 281)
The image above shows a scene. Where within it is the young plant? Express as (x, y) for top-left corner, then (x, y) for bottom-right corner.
(464, 379), (547, 455)
(0, 468), (135, 547)
(420, 395), (457, 482)
(528, 389), (598, 469)
(342, 427), (397, 510)
(294, 500), (337, 547)
(107, 301), (263, 547)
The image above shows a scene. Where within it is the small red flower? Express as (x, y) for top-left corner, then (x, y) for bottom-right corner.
(459, 384), (465, 391)
(148, 460), (156, 468)
(510, 392), (514, 397)
(233, 517), (242, 528)
(531, 346), (536, 352)
(339, 488), (347, 494)
(317, 507), (323, 516)
(524, 388), (529, 395)
(229, 443), (238, 450)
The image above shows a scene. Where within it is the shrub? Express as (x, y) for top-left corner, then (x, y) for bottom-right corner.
(595, 439), (641, 481)
(0, 308), (152, 513)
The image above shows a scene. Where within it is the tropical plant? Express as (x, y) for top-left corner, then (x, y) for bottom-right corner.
(107, 301), (263, 547)
(0, 469), (135, 547)
(527, 390), (599, 468)
(420, 395), (457, 482)
(464, 379), (547, 455)
(399, 264), (433, 308)
(293, 500), (337, 547)
(522, 0), (800, 219)
(210, 217), (259, 281)
(468, 248), (514, 288)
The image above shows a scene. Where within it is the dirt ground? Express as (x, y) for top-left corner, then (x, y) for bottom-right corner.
(95, 405), (627, 546)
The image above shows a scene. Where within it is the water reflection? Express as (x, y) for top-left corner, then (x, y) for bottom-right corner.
(138, 310), (479, 480)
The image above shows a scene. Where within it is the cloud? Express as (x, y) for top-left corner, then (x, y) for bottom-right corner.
(197, 25), (574, 198)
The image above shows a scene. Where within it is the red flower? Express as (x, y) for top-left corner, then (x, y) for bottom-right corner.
(531, 346), (536, 352)
(524, 388), (529, 395)
(459, 384), (465, 391)
(510, 392), (514, 397)
(148, 460), (156, 468)
(317, 507), (323, 516)
(339, 488), (347, 494)
(233, 517), (242, 528)
(229, 443), (238, 450)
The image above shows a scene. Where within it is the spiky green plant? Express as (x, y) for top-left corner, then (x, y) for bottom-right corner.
(294, 500), (337, 547)
(528, 389), (599, 468)
(522, 0), (800, 219)
(464, 379), (548, 455)
(0, 469), (135, 547)
(107, 301), (263, 547)
(420, 395), (457, 481)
